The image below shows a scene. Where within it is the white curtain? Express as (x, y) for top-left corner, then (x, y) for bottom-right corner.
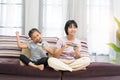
(68, 0), (88, 39)
(0, 0), (24, 35)
(39, 0), (69, 37)
(68, 0), (116, 62)
(39, 0), (116, 62)
(86, 0), (116, 62)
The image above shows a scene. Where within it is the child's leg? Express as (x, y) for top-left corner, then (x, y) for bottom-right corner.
(28, 62), (44, 70)
(37, 64), (44, 70)
(19, 61), (25, 66)
(68, 57), (91, 71)
(20, 54), (44, 70)
(48, 57), (72, 72)
(19, 54), (30, 65)
(36, 57), (48, 67)
(34, 57), (49, 70)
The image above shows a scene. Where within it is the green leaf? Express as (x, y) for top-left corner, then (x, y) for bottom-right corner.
(114, 17), (120, 29)
(107, 43), (120, 53)
(111, 59), (117, 62)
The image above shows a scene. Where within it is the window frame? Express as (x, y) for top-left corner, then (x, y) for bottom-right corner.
(0, 0), (25, 35)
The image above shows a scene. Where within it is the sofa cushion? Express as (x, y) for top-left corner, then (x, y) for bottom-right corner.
(0, 35), (28, 64)
(62, 62), (120, 78)
(80, 40), (89, 57)
(0, 74), (61, 80)
(0, 63), (61, 78)
(42, 37), (59, 45)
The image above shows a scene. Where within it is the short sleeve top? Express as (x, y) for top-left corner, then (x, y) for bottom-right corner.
(27, 40), (49, 61)
(56, 36), (82, 60)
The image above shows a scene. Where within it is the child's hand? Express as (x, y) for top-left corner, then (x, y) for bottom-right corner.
(62, 42), (69, 48)
(16, 31), (19, 35)
(42, 44), (46, 50)
(73, 46), (79, 51)
(67, 42), (77, 47)
(63, 42), (74, 48)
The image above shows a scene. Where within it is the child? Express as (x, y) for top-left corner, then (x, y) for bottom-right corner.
(48, 20), (90, 71)
(16, 28), (53, 70)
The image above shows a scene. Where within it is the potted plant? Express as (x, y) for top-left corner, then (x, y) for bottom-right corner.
(107, 17), (120, 63)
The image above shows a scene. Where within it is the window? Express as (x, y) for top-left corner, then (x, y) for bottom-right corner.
(87, 0), (113, 55)
(39, 0), (69, 37)
(0, 0), (24, 35)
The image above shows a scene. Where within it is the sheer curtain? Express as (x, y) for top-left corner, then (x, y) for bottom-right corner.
(0, 0), (24, 35)
(39, 0), (69, 37)
(87, 0), (115, 61)
(39, 0), (116, 62)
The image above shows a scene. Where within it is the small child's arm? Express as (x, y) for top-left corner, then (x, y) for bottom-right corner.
(42, 44), (54, 55)
(16, 31), (28, 49)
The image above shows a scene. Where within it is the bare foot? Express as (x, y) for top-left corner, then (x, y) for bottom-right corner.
(82, 67), (86, 70)
(72, 67), (86, 71)
(54, 68), (59, 71)
(20, 61), (25, 66)
(37, 64), (44, 70)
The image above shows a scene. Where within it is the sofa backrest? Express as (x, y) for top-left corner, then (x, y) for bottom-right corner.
(0, 35), (29, 64)
(0, 35), (88, 64)
(80, 40), (89, 57)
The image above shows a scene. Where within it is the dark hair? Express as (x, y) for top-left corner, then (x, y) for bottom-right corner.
(64, 20), (78, 35)
(28, 28), (41, 37)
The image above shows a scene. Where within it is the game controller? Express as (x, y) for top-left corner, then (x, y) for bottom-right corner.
(67, 43), (77, 47)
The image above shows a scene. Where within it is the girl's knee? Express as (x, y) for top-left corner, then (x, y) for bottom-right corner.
(48, 57), (56, 62)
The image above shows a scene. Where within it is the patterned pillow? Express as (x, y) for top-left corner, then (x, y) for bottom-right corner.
(42, 37), (58, 46)
(80, 40), (89, 57)
(0, 35), (28, 64)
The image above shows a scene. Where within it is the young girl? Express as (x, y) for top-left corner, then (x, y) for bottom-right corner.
(48, 20), (90, 71)
(16, 28), (53, 70)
